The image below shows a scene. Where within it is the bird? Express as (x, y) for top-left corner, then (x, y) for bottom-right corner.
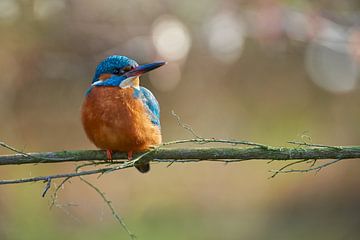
(81, 55), (166, 173)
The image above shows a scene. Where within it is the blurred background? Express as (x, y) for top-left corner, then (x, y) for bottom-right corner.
(0, 0), (360, 239)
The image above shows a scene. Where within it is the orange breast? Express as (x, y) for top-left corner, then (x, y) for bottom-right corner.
(81, 87), (161, 152)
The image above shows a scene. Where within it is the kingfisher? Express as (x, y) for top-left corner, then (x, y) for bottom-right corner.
(81, 55), (166, 173)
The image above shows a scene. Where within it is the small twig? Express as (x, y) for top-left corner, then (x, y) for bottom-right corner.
(49, 176), (72, 209)
(162, 138), (268, 148)
(80, 177), (136, 240)
(166, 160), (176, 167)
(42, 177), (52, 197)
(170, 111), (267, 148)
(270, 159), (343, 174)
(171, 110), (202, 139)
(288, 141), (342, 150)
(269, 159), (308, 178)
(309, 159), (317, 167)
(0, 167), (114, 185)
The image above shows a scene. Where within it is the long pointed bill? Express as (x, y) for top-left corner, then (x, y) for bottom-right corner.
(125, 61), (167, 78)
(120, 61), (166, 89)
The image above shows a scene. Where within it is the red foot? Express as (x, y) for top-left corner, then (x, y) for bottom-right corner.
(106, 149), (113, 162)
(127, 151), (133, 160)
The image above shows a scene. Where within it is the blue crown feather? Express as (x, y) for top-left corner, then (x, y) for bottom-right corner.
(92, 55), (138, 83)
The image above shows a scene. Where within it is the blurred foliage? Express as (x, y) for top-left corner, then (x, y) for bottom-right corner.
(0, 0), (360, 239)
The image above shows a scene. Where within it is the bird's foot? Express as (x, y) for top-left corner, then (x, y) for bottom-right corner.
(106, 149), (113, 162)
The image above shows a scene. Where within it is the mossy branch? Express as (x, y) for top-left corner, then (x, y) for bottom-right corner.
(0, 139), (359, 185)
(0, 145), (359, 166)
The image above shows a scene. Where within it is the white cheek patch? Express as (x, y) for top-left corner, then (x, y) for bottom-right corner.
(119, 76), (139, 90)
(92, 80), (103, 86)
(119, 81), (130, 88)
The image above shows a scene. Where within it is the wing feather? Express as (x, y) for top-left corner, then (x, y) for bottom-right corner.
(139, 87), (160, 127)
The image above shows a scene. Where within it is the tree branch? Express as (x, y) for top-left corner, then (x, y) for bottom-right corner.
(0, 145), (359, 166)
(0, 140), (358, 186)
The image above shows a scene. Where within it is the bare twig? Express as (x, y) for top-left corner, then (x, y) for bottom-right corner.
(162, 138), (269, 148)
(80, 177), (136, 240)
(49, 176), (72, 209)
(270, 159), (343, 175)
(42, 177), (52, 197)
(171, 110), (202, 138)
(269, 159), (308, 178)
(0, 167), (113, 185)
(288, 141), (342, 150)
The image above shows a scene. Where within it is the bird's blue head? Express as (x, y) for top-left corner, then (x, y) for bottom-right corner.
(92, 55), (139, 83)
(87, 55), (166, 95)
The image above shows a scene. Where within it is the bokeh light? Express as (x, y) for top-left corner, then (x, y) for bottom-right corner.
(152, 15), (191, 61)
(204, 11), (246, 63)
(249, 0), (283, 45)
(348, 28), (360, 63)
(284, 10), (312, 42)
(122, 36), (155, 63)
(33, 0), (66, 20)
(0, 50), (18, 110)
(0, 0), (20, 23)
(305, 20), (359, 93)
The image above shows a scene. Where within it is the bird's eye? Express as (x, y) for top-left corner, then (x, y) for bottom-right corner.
(113, 66), (134, 75)
(113, 68), (120, 74)
(122, 65), (133, 72)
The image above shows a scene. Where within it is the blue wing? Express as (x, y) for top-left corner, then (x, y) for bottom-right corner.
(139, 87), (160, 127)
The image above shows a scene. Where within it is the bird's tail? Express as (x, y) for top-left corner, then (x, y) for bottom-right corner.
(135, 163), (150, 173)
